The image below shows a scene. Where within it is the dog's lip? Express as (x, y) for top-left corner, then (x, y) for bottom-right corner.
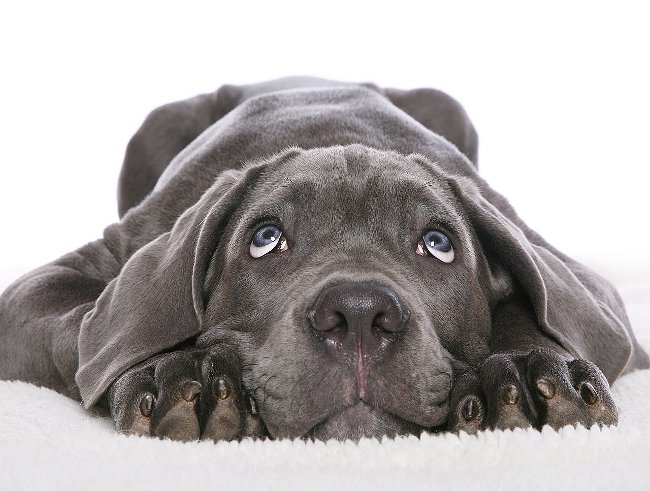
(252, 374), (453, 440)
(297, 398), (439, 440)
(257, 406), (428, 441)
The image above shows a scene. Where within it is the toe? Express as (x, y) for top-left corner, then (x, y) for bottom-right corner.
(480, 354), (537, 430)
(197, 351), (266, 441)
(154, 397), (201, 441)
(568, 359), (618, 427)
(447, 372), (486, 434)
(152, 379), (202, 441)
(201, 375), (243, 442)
(108, 363), (157, 436)
(198, 351), (250, 442)
(526, 349), (588, 430)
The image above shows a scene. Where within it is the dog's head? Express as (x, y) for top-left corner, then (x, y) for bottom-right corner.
(199, 145), (495, 440)
(78, 144), (632, 440)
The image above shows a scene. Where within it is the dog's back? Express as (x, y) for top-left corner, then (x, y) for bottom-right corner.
(117, 77), (478, 217)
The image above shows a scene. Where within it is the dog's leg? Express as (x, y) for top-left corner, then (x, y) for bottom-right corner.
(108, 346), (264, 441)
(447, 297), (618, 433)
(0, 240), (119, 398)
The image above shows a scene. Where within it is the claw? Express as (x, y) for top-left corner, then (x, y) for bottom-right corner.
(139, 392), (155, 417)
(217, 378), (230, 400)
(182, 381), (202, 402)
(500, 384), (519, 405)
(461, 397), (479, 421)
(580, 382), (598, 405)
(536, 378), (555, 399)
(247, 395), (258, 415)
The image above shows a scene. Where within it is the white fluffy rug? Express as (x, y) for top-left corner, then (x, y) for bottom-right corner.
(1, 279), (649, 490)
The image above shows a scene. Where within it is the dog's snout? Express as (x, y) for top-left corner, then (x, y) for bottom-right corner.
(307, 282), (409, 351)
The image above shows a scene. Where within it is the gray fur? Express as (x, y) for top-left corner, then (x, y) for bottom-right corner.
(0, 77), (647, 439)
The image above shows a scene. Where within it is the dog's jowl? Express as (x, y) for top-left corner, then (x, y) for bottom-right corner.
(0, 77), (647, 441)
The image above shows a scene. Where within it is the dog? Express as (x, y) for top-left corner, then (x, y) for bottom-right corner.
(1, 77), (647, 441)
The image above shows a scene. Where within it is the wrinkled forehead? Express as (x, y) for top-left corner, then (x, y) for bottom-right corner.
(243, 146), (465, 229)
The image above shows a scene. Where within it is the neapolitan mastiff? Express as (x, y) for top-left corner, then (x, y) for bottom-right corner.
(1, 77), (647, 441)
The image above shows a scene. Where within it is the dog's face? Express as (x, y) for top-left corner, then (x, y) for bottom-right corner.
(196, 145), (495, 440)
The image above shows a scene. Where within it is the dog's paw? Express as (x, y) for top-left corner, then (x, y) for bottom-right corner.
(107, 349), (264, 442)
(447, 349), (618, 433)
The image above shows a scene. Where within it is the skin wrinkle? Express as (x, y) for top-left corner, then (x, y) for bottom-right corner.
(249, 374), (270, 407)
(306, 369), (346, 432)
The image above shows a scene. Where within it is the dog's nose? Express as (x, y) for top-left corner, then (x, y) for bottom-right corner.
(307, 282), (409, 352)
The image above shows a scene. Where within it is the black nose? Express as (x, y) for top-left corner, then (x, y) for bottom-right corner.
(307, 282), (409, 353)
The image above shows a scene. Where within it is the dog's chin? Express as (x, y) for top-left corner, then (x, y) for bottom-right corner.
(305, 402), (424, 442)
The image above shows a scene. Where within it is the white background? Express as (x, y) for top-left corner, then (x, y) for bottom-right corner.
(1, 0), (648, 292)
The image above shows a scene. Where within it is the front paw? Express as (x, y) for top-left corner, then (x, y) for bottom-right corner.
(107, 349), (263, 442)
(447, 349), (618, 433)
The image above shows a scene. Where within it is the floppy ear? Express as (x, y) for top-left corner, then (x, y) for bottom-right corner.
(449, 176), (635, 382)
(383, 87), (479, 166)
(76, 167), (261, 408)
(117, 85), (242, 217)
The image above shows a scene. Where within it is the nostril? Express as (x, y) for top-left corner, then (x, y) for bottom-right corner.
(372, 311), (390, 332)
(372, 308), (407, 335)
(324, 312), (347, 333)
(308, 309), (347, 333)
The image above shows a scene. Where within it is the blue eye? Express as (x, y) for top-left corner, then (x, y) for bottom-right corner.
(250, 225), (288, 258)
(418, 229), (455, 263)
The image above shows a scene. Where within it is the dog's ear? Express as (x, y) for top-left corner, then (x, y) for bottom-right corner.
(383, 87), (479, 166)
(117, 85), (242, 217)
(449, 176), (634, 382)
(77, 163), (264, 407)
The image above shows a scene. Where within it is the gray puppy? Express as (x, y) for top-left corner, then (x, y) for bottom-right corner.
(1, 77), (647, 441)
